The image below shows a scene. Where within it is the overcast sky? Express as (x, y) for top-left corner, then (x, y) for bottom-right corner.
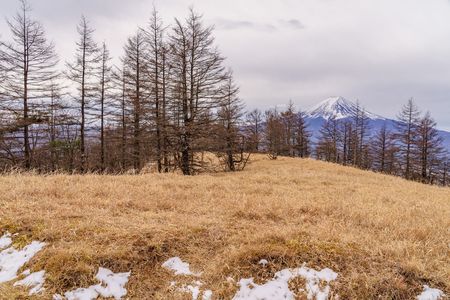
(1, 0), (450, 129)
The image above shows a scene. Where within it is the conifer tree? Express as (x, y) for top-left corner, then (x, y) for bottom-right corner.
(0, 0), (58, 169)
(66, 16), (100, 171)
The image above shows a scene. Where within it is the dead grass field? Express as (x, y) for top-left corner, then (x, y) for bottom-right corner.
(0, 155), (449, 299)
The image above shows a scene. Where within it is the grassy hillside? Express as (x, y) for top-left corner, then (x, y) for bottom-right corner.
(0, 155), (449, 299)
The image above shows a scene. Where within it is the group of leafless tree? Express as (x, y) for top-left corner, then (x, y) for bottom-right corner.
(0, 1), (249, 174)
(247, 102), (312, 160)
(1, 1), (448, 185)
(314, 99), (449, 186)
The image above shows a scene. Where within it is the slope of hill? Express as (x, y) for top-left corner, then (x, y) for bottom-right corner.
(305, 96), (450, 151)
(0, 156), (449, 299)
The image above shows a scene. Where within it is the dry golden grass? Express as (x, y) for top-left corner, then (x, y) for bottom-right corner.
(0, 155), (449, 299)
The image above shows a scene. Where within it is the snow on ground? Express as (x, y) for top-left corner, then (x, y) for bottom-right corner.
(1, 235), (443, 299)
(162, 257), (201, 276)
(14, 270), (46, 295)
(417, 285), (445, 300)
(0, 232), (12, 249)
(180, 281), (202, 300)
(202, 289), (213, 300)
(296, 266), (338, 300)
(164, 258), (212, 300)
(1, 232), (131, 299)
(53, 267), (131, 300)
(258, 259), (268, 267)
(171, 280), (213, 300)
(0, 240), (46, 283)
(95, 267), (131, 299)
(62, 287), (99, 300)
(233, 264), (338, 300)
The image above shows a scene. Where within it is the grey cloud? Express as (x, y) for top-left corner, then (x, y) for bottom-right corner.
(1, 0), (450, 130)
(213, 18), (305, 32)
(213, 18), (277, 31)
(279, 19), (305, 30)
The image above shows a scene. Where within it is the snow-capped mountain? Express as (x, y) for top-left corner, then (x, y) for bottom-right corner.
(305, 96), (450, 151)
(307, 96), (383, 120)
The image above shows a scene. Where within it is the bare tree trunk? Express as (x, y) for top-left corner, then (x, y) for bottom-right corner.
(0, 0), (58, 170)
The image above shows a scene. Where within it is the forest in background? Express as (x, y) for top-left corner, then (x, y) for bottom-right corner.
(0, 0), (448, 186)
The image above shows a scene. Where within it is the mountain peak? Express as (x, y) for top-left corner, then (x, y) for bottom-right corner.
(307, 96), (383, 120)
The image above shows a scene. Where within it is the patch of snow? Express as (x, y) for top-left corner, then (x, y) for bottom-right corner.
(0, 241), (46, 283)
(14, 270), (45, 295)
(21, 269), (31, 276)
(171, 280), (212, 300)
(233, 265), (338, 300)
(295, 266), (338, 300)
(417, 285), (445, 300)
(233, 276), (294, 300)
(0, 233), (12, 249)
(180, 281), (202, 300)
(162, 257), (200, 276)
(64, 287), (99, 300)
(258, 259), (268, 267)
(94, 267), (130, 299)
(307, 96), (383, 121)
(55, 267), (131, 300)
(202, 289), (213, 300)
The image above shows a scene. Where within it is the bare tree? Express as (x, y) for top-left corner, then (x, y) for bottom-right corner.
(295, 111), (311, 158)
(416, 112), (444, 183)
(0, 0), (58, 169)
(264, 109), (284, 160)
(144, 7), (167, 173)
(96, 42), (112, 171)
(371, 124), (396, 174)
(122, 30), (148, 172)
(395, 98), (421, 179)
(66, 16), (100, 171)
(245, 109), (263, 152)
(280, 101), (297, 157)
(440, 155), (449, 186)
(317, 117), (341, 163)
(215, 72), (247, 171)
(169, 9), (226, 175)
(351, 101), (370, 167)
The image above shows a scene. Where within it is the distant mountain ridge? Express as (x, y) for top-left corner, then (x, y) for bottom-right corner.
(304, 96), (450, 151)
(307, 96), (384, 121)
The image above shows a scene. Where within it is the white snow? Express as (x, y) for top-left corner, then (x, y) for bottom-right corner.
(94, 267), (131, 300)
(54, 267), (131, 300)
(64, 287), (99, 300)
(166, 262), (212, 300)
(0, 240), (46, 283)
(202, 289), (213, 300)
(417, 285), (445, 300)
(162, 257), (200, 276)
(295, 267), (337, 300)
(233, 265), (338, 300)
(21, 269), (31, 276)
(178, 281), (213, 300)
(0, 233), (12, 249)
(14, 270), (46, 295)
(307, 96), (383, 121)
(233, 276), (294, 300)
(180, 281), (202, 300)
(258, 259), (268, 267)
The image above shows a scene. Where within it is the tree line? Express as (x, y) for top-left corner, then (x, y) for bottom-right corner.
(260, 99), (449, 186)
(0, 0), (249, 174)
(1, 1), (448, 185)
